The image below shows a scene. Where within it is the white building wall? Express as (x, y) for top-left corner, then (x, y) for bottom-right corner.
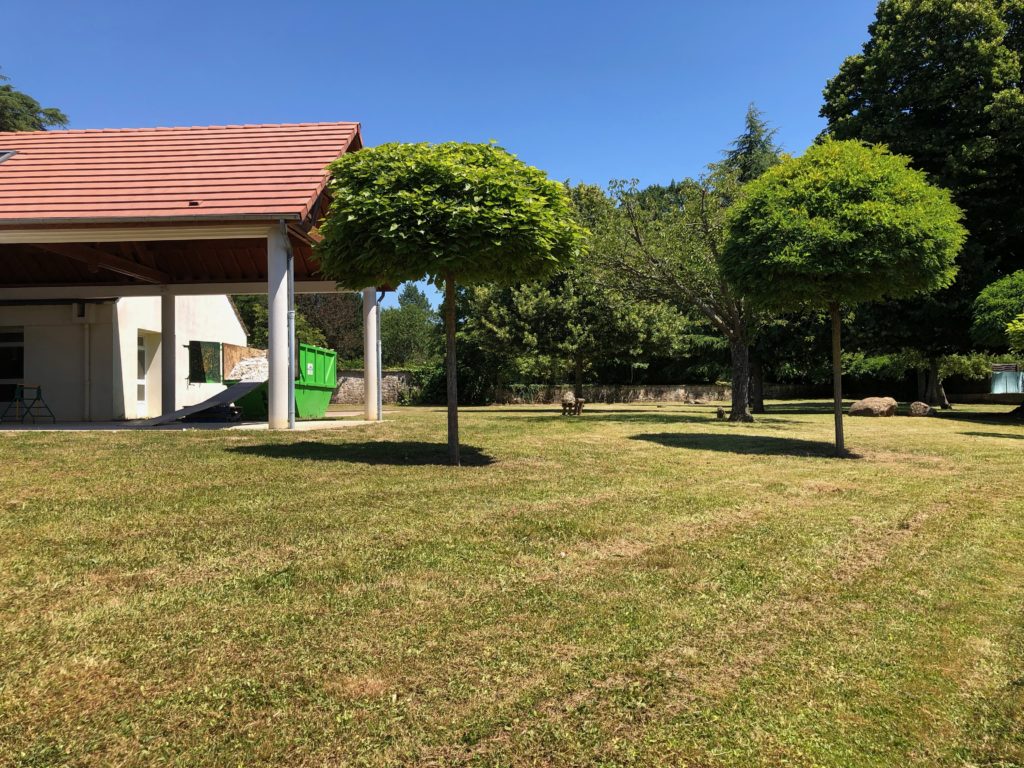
(114, 297), (160, 419)
(171, 295), (247, 411)
(1, 294), (246, 421)
(116, 295), (247, 416)
(0, 302), (116, 421)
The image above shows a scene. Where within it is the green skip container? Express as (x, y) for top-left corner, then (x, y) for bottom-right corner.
(294, 343), (337, 419)
(226, 343), (337, 421)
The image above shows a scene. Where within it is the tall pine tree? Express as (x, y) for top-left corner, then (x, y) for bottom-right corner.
(0, 71), (67, 132)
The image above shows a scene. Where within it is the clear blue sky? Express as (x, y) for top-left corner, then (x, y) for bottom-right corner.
(3, 0), (879, 305)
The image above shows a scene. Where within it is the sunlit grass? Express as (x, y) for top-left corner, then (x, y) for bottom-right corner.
(1, 402), (1021, 767)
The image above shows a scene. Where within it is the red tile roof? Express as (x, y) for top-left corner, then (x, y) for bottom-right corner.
(0, 122), (361, 224)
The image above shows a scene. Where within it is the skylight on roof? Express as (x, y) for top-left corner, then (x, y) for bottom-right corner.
(0, 151), (16, 164)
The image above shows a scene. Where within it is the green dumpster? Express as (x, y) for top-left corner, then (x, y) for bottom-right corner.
(225, 343), (336, 421)
(294, 343), (337, 419)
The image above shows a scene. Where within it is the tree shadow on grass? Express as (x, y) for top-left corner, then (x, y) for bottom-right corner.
(495, 411), (713, 425)
(492, 407), (672, 414)
(759, 400), (845, 414)
(959, 431), (1024, 440)
(631, 432), (857, 459)
(227, 441), (495, 467)
(496, 410), (799, 429)
(937, 408), (1024, 426)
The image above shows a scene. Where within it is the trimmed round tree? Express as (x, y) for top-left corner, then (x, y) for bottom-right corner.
(315, 142), (585, 465)
(1008, 315), (1024, 356)
(721, 140), (965, 454)
(972, 270), (1024, 349)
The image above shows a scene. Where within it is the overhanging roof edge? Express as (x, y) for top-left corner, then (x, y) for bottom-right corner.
(0, 212), (304, 227)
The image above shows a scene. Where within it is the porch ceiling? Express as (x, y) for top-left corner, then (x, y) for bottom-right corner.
(0, 121), (361, 293)
(0, 234), (321, 288)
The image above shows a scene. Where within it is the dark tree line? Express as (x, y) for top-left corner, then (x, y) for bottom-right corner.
(822, 0), (1024, 403)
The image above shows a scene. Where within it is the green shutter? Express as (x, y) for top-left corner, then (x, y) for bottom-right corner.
(188, 341), (223, 384)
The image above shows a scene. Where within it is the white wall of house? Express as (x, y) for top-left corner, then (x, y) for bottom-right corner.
(0, 302), (115, 421)
(114, 295), (246, 417)
(0, 294), (246, 421)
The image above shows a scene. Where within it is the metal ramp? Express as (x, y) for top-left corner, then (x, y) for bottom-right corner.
(139, 381), (265, 427)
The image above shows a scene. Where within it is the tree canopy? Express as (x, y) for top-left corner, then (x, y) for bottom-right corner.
(722, 140), (965, 309)
(596, 106), (784, 420)
(232, 295), (326, 349)
(295, 293), (363, 362)
(722, 138), (965, 453)
(972, 270), (1024, 348)
(316, 142), (586, 289)
(1007, 314), (1024, 355)
(316, 141), (585, 465)
(821, 0), (1024, 268)
(723, 104), (785, 183)
(0, 72), (68, 132)
(821, 0), (1024, 376)
(462, 243), (686, 395)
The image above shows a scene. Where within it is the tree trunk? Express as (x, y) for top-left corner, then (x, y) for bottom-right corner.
(925, 358), (942, 407)
(749, 351), (766, 414)
(444, 274), (460, 467)
(939, 380), (952, 409)
(830, 302), (845, 456)
(573, 357), (583, 400)
(729, 339), (753, 422)
(928, 359), (953, 409)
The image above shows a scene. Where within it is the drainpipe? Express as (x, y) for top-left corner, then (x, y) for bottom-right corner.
(82, 319), (91, 421)
(362, 287), (380, 421)
(377, 290), (384, 420)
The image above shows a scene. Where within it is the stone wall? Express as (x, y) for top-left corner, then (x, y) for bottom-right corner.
(496, 383), (732, 404)
(332, 375), (824, 406)
(762, 383), (822, 400)
(332, 369), (414, 404)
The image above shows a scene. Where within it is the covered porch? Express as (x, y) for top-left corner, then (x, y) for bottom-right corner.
(0, 122), (383, 428)
(0, 223), (383, 428)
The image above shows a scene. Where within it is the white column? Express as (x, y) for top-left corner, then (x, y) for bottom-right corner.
(160, 293), (176, 414)
(267, 228), (291, 429)
(287, 244), (296, 429)
(363, 287), (381, 421)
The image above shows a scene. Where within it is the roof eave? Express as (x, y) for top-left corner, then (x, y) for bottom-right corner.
(0, 212), (305, 227)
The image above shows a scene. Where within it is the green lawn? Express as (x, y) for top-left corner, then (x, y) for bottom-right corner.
(1, 403), (1022, 767)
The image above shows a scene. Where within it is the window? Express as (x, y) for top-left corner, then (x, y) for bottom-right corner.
(136, 334), (148, 416)
(0, 327), (24, 402)
(188, 341), (222, 384)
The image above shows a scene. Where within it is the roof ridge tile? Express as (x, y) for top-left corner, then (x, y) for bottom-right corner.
(0, 121), (359, 139)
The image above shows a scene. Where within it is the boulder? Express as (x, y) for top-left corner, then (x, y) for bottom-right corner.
(848, 396), (898, 417)
(908, 401), (935, 417)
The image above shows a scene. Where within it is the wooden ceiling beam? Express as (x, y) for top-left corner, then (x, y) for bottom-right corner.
(129, 241), (160, 269)
(30, 242), (170, 284)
